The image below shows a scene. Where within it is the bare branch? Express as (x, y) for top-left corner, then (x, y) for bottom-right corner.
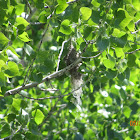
(67, 0), (79, 4)
(29, 22), (45, 25)
(131, 19), (140, 34)
(26, 0), (32, 13)
(38, 98), (60, 130)
(5, 57), (82, 97)
(26, 8), (37, 22)
(131, 30), (140, 34)
(37, 87), (59, 92)
(81, 52), (102, 59)
(56, 39), (70, 72)
(135, 19), (140, 27)
(125, 48), (140, 54)
(128, 40), (140, 46)
(17, 71), (93, 101)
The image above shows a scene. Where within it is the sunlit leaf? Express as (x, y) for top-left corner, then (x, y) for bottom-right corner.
(16, 17), (29, 28)
(5, 61), (19, 77)
(112, 28), (126, 38)
(32, 109), (45, 125)
(0, 32), (9, 47)
(103, 56), (115, 69)
(80, 7), (92, 20)
(59, 19), (72, 35)
(0, 72), (6, 86)
(123, 106), (132, 118)
(15, 3), (25, 15)
(12, 98), (21, 111)
(18, 32), (32, 42)
(115, 48), (125, 58)
(56, 0), (68, 14)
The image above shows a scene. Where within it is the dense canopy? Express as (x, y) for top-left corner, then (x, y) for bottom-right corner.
(0, 0), (140, 139)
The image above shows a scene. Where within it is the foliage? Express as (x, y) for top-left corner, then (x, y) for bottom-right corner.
(0, 0), (140, 139)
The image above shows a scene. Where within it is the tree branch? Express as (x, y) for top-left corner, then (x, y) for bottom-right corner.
(81, 52), (102, 59)
(125, 48), (140, 54)
(5, 57), (82, 97)
(56, 39), (70, 72)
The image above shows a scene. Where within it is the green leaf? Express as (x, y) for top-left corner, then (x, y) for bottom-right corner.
(57, 0), (66, 5)
(127, 54), (136, 67)
(6, 46), (20, 57)
(21, 100), (28, 109)
(120, 88), (126, 99)
(0, 123), (11, 138)
(83, 27), (95, 40)
(18, 32), (32, 42)
(112, 28), (126, 38)
(32, 109), (45, 125)
(12, 98), (21, 111)
(33, 72), (43, 83)
(28, 119), (40, 135)
(56, 0), (68, 14)
(132, 0), (140, 11)
(110, 35), (127, 48)
(120, 9), (133, 29)
(80, 7), (92, 21)
(91, 0), (100, 8)
(103, 55), (115, 69)
(16, 17), (29, 28)
(115, 48), (125, 58)
(59, 19), (72, 35)
(105, 70), (117, 79)
(5, 61), (19, 78)
(0, 60), (7, 71)
(0, 72), (6, 86)
(15, 3), (25, 15)
(7, 113), (16, 123)
(38, 11), (47, 23)
(123, 106), (132, 118)
(0, 32), (9, 47)
(96, 37), (109, 51)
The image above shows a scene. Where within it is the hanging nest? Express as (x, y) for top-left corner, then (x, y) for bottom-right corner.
(65, 44), (83, 105)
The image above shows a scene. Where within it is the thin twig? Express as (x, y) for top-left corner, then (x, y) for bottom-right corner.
(18, 81), (83, 100)
(125, 48), (140, 54)
(26, 0), (32, 13)
(135, 19), (140, 27)
(81, 52), (102, 59)
(128, 40), (140, 46)
(38, 98), (60, 130)
(37, 87), (59, 91)
(18, 71), (93, 100)
(23, 24), (49, 86)
(26, 8), (37, 22)
(56, 39), (70, 72)
(67, 0), (79, 4)
(29, 22), (46, 25)
(131, 30), (140, 34)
